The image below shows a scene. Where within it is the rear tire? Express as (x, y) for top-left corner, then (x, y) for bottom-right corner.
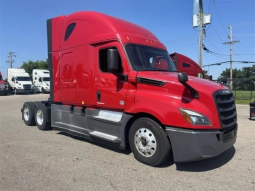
(22, 102), (36, 126)
(129, 118), (171, 167)
(35, 104), (51, 130)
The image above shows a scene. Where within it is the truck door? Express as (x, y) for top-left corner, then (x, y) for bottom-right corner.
(95, 42), (129, 111)
(60, 52), (77, 101)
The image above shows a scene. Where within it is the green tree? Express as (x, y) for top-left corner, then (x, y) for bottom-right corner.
(21, 59), (49, 78)
(203, 70), (209, 79)
(219, 65), (255, 90)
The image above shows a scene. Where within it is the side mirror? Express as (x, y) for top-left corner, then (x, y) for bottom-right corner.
(39, 78), (42, 82)
(178, 72), (188, 83)
(11, 77), (14, 82)
(107, 49), (119, 72)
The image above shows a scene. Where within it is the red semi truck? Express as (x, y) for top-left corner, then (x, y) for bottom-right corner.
(152, 52), (205, 78)
(0, 71), (8, 95)
(21, 11), (237, 166)
(170, 52), (205, 78)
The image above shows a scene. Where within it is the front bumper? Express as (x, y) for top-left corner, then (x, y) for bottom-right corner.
(43, 88), (50, 92)
(16, 89), (34, 94)
(166, 125), (237, 162)
(0, 89), (8, 95)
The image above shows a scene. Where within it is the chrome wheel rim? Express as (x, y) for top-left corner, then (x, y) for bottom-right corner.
(23, 107), (29, 121)
(36, 109), (43, 125)
(134, 128), (157, 157)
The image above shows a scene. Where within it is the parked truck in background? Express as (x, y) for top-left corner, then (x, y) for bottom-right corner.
(170, 52), (205, 78)
(7, 68), (34, 94)
(21, 11), (237, 166)
(152, 52), (205, 78)
(0, 71), (8, 95)
(32, 69), (50, 93)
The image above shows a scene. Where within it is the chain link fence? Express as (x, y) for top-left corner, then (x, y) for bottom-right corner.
(232, 78), (255, 100)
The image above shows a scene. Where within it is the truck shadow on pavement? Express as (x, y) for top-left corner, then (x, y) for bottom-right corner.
(57, 132), (132, 155)
(57, 131), (235, 171)
(174, 146), (236, 172)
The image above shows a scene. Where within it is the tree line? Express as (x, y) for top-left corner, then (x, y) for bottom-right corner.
(219, 65), (255, 91)
(20, 59), (255, 91)
(21, 59), (49, 78)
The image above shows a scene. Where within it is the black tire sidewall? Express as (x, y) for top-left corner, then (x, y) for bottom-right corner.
(129, 118), (171, 166)
(22, 102), (35, 126)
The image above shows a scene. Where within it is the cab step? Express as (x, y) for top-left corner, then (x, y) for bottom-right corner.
(89, 131), (121, 143)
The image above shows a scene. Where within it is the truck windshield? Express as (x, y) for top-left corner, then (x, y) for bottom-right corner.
(16, 77), (31, 81)
(125, 44), (177, 72)
(43, 77), (50, 81)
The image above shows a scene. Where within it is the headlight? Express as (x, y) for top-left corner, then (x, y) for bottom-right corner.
(180, 109), (211, 125)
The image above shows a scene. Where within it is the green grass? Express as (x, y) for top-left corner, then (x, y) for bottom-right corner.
(233, 90), (255, 105)
(233, 91), (255, 99)
(235, 99), (254, 105)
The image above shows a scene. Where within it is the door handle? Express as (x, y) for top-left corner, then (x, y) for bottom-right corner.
(97, 91), (101, 101)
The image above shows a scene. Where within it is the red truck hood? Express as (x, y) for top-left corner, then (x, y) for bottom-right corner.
(137, 71), (228, 94)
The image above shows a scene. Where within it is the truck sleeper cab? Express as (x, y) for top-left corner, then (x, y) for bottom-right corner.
(21, 11), (237, 166)
(32, 69), (50, 93)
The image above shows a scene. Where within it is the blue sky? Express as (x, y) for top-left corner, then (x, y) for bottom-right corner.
(0, 0), (254, 79)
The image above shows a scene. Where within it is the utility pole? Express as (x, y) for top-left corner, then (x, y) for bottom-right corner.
(198, 0), (204, 68)
(223, 25), (239, 90)
(6, 51), (16, 68)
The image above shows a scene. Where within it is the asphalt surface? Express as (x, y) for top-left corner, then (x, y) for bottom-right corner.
(0, 94), (254, 191)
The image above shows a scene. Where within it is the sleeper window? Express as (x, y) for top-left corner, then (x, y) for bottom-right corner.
(65, 23), (76, 41)
(183, 63), (190, 67)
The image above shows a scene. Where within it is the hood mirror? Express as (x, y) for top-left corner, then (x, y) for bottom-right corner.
(178, 72), (188, 83)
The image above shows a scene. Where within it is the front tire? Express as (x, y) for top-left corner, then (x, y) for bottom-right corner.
(22, 102), (36, 126)
(129, 118), (171, 166)
(35, 104), (51, 130)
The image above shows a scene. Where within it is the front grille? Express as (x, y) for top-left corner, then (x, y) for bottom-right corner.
(0, 84), (5, 90)
(23, 84), (31, 90)
(213, 90), (237, 131)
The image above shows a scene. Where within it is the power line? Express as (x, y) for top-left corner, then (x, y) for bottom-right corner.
(6, 51), (16, 68)
(212, 0), (228, 35)
(233, 46), (250, 61)
(239, 42), (255, 54)
(232, 21), (255, 26)
(234, 33), (255, 36)
(203, 61), (255, 67)
(211, 25), (225, 41)
(207, 34), (223, 44)
(206, 36), (223, 52)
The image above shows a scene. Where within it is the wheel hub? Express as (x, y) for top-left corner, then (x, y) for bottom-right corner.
(36, 109), (44, 125)
(23, 107), (29, 121)
(134, 128), (157, 157)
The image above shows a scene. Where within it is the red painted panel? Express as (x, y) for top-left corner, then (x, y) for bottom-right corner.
(60, 53), (77, 101)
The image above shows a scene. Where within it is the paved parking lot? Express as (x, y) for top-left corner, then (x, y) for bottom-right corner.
(0, 94), (254, 191)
